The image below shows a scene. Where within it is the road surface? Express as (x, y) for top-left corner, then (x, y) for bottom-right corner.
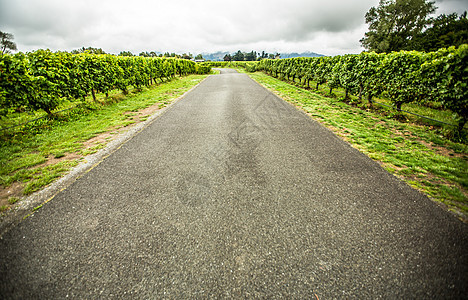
(1, 69), (467, 298)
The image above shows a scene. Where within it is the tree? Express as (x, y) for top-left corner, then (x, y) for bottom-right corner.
(360, 0), (436, 53)
(118, 51), (134, 56)
(182, 53), (193, 60)
(244, 51), (257, 61)
(195, 54), (204, 60)
(71, 47), (106, 54)
(411, 12), (468, 51)
(223, 54), (232, 62)
(232, 50), (244, 61)
(1, 31), (17, 55)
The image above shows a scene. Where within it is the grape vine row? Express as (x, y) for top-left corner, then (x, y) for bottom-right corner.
(257, 45), (468, 132)
(0, 50), (211, 117)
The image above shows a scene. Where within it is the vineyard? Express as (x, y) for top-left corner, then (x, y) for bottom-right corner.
(0, 47), (467, 217)
(255, 45), (468, 134)
(1, 47), (467, 136)
(0, 50), (211, 120)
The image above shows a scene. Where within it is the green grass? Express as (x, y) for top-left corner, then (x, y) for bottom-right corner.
(22, 160), (80, 195)
(248, 71), (468, 220)
(270, 74), (466, 137)
(7, 197), (19, 205)
(0, 74), (208, 208)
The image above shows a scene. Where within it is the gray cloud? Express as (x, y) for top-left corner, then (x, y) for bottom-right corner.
(0, 0), (466, 56)
(435, 0), (467, 14)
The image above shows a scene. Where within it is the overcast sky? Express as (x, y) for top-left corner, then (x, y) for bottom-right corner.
(0, 0), (466, 56)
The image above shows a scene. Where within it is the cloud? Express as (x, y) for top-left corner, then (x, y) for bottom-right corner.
(434, 0), (467, 14)
(0, 0), (466, 56)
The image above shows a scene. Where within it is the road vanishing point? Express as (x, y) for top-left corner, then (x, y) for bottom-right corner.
(1, 69), (467, 298)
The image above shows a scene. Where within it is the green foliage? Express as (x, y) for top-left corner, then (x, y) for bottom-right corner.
(0, 31), (17, 55)
(206, 61), (230, 68)
(118, 51), (134, 57)
(195, 63), (212, 74)
(71, 47), (106, 54)
(0, 52), (32, 115)
(228, 61), (258, 72)
(360, 0), (437, 53)
(376, 51), (428, 110)
(244, 51), (257, 61)
(245, 63), (257, 73)
(412, 12), (468, 51)
(313, 57), (329, 89)
(330, 55), (356, 98)
(0, 51), (199, 116)
(325, 56), (342, 94)
(232, 50), (245, 61)
(256, 45), (468, 134)
(420, 45), (468, 132)
(354, 52), (383, 101)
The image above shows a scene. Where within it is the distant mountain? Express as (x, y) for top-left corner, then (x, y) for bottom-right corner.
(280, 52), (324, 58)
(202, 51), (230, 61)
(201, 51), (324, 61)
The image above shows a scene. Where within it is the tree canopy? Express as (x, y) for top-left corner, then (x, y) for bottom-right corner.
(232, 50), (245, 61)
(71, 47), (106, 54)
(360, 0), (436, 52)
(118, 51), (134, 57)
(244, 51), (257, 61)
(412, 12), (468, 51)
(0, 31), (17, 55)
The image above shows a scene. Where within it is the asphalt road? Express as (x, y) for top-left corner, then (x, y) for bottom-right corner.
(1, 69), (467, 298)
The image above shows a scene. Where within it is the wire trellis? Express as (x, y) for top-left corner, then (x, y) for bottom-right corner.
(370, 100), (457, 127)
(0, 106), (78, 133)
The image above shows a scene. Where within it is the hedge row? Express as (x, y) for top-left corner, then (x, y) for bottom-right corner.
(0, 50), (211, 116)
(257, 45), (468, 131)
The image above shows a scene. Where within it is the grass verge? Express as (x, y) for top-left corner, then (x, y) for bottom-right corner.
(0, 74), (208, 213)
(248, 71), (468, 221)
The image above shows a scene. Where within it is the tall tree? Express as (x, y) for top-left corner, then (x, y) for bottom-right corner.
(71, 47), (106, 54)
(244, 51), (256, 61)
(223, 54), (232, 62)
(0, 31), (17, 55)
(360, 0), (436, 52)
(411, 12), (468, 51)
(118, 51), (134, 56)
(182, 53), (193, 60)
(232, 50), (244, 61)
